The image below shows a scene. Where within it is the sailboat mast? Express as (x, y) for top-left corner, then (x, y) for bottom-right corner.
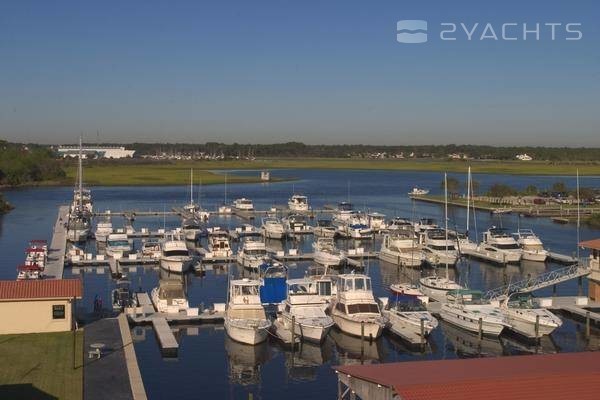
(190, 169), (194, 205)
(466, 166), (471, 234)
(577, 169), (580, 259)
(444, 173), (449, 279)
(78, 135), (83, 207)
(224, 173), (228, 204)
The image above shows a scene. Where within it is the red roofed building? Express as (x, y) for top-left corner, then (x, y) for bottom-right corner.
(580, 239), (600, 301)
(0, 279), (82, 334)
(334, 351), (600, 400)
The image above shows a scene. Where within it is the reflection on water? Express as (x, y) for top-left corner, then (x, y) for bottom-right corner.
(284, 340), (334, 382)
(440, 321), (505, 358)
(225, 336), (271, 386)
(330, 328), (386, 365)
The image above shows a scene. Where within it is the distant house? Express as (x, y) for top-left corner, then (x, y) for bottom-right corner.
(58, 146), (135, 159)
(0, 279), (82, 334)
(261, 171), (271, 181)
(516, 153), (533, 161)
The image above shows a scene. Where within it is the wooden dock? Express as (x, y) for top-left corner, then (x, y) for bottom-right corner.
(45, 205), (69, 279)
(152, 317), (179, 351)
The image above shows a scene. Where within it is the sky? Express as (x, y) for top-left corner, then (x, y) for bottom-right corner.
(0, 1), (598, 146)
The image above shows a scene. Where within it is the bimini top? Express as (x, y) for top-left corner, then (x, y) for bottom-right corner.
(334, 351), (600, 400)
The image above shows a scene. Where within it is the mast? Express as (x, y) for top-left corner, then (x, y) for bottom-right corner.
(190, 169), (194, 206)
(466, 166), (471, 234)
(78, 135), (83, 208)
(577, 169), (580, 259)
(444, 172), (449, 279)
(224, 173), (228, 204)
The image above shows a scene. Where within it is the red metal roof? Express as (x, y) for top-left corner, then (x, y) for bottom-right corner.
(580, 239), (600, 250)
(335, 352), (600, 400)
(0, 279), (82, 300)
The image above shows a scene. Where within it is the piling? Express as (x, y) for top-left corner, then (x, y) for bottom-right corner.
(360, 321), (365, 361)
(535, 315), (540, 342)
(478, 318), (483, 341)
(420, 318), (425, 347)
(586, 311), (591, 339)
(291, 316), (296, 350)
(578, 277), (583, 296)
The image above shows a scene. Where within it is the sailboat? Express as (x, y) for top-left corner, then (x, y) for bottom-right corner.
(419, 173), (464, 301)
(457, 166), (478, 253)
(184, 169), (209, 221)
(218, 173), (233, 214)
(67, 136), (91, 243)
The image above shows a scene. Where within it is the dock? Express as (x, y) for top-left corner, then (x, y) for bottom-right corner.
(387, 323), (424, 345)
(151, 317), (179, 352)
(126, 293), (225, 324)
(548, 252), (578, 264)
(45, 205), (69, 279)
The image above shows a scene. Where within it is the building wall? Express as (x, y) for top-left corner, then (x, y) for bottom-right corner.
(0, 298), (73, 334)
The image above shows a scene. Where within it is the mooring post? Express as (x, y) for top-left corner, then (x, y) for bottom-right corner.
(291, 315), (296, 349)
(478, 317), (483, 340)
(535, 315), (540, 342)
(420, 318), (425, 346)
(578, 276), (583, 296)
(553, 284), (557, 297)
(586, 311), (591, 339)
(360, 321), (365, 361)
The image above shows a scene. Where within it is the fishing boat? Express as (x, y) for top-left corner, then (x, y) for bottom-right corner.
(224, 278), (271, 345)
(112, 279), (137, 311)
(260, 217), (287, 240)
(389, 283), (429, 304)
(95, 217), (113, 243)
(236, 238), (268, 271)
(440, 290), (508, 336)
(382, 293), (438, 339)
(313, 219), (336, 238)
(288, 194), (309, 212)
(280, 278), (335, 343)
(141, 240), (162, 259)
(105, 233), (132, 259)
(379, 231), (423, 267)
(151, 279), (190, 313)
(283, 214), (311, 234)
(207, 228), (232, 258)
(498, 293), (562, 338)
(480, 227), (522, 263)
(330, 273), (384, 338)
(182, 218), (203, 241)
(234, 198), (254, 211)
(513, 229), (549, 262)
(420, 228), (459, 266)
(367, 212), (386, 232)
(408, 187), (429, 196)
(312, 238), (345, 267)
(159, 233), (193, 273)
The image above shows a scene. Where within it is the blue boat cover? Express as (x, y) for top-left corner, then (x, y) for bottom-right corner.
(260, 277), (287, 304)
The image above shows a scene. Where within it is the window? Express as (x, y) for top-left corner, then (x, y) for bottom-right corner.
(52, 305), (65, 319)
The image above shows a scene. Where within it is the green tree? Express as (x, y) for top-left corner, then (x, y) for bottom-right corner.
(552, 181), (568, 193)
(441, 177), (461, 197)
(488, 183), (518, 197)
(522, 185), (539, 196)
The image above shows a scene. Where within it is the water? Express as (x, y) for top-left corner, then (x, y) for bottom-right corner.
(1, 169), (599, 400)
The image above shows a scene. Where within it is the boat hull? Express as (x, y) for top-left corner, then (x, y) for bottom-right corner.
(225, 319), (269, 345)
(440, 307), (505, 336)
(504, 313), (558, 338)
(331, 312), (383, 339)
(521, 250), (548, 262)
(379, 248), (422, 267)
(282, 315), (333, 343)
(159, 257), (192, 273)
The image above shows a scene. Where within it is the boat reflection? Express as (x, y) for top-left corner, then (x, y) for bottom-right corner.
(500, 333), (559, 355)
(440, 321), (505, 358)
(284, 339), (335, 382)
(330, 328), (385, 365)
(224, 335), (271, 386)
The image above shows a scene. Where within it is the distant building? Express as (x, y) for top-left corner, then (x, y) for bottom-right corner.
(58, 146), (135, 159)
(516, 153), (533, 161)
(0, 279), (82, 334)
(261, 171), (271, 181)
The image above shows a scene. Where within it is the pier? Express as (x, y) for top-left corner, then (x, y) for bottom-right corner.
(45, 205), (69, 279)
(151, 317), (179, 353)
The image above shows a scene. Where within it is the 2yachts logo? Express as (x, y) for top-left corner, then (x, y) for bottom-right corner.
(397, 20), (583, 43)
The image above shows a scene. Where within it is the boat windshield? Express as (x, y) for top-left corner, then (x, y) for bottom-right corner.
(495, 243), (520, 250)
(342, 277), (371, 291)
(429, 244), (456, 251)
(347, 303), (379, 314)
(234, 285), (259, 296)
(164, 250), (189, 257)
(108, 240), (130, 247)
(245, 249), (266, 256)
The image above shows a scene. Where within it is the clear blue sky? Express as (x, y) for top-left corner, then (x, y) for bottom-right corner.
(0, 1), (598, 145)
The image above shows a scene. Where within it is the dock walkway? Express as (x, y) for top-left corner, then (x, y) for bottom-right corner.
(151, 317), (179, 352)
(45, 205), (69, 279)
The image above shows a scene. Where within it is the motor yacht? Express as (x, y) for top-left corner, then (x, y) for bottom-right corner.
(382, 293), (438, 339)
(105, 233), (132, 259)
(236, 238), (268, 271)
(288, 194), (309, 212)
(312, 237), (345, 267)
(513, 229), (549, 262)
(498, 293), (562, 338)
(283, 214), (310, 234)
(95, 218), (113, 243)
(367, 212), (386, 232)
(225, 278), (271, 345)
(379, 231), (423, 267)
(440, 290), (508, 336)
(234, 198), (254, 211)
(313, 219), (336, 238)
(420, 228), (459, 266)
(159, 233), (193, 273)
(260, 217), (287, 240)
(141, 240), (162, 259)
(207, 229), (232, 258)
(182, 218), (203, 241)
(330, 273), (384, 338)
(480, 227), (522, 263)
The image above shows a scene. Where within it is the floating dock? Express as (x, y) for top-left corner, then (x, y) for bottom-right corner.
(45, 205), (69, 279)
(151, 317), (179, 352)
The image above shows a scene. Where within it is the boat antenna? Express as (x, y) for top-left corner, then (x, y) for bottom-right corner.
(577, 168), (580, 260)
(466, 166), (470, 235)
(78, 134), (83, 208)
(444, 172), (449, 280)
(190, 169), (194, 206)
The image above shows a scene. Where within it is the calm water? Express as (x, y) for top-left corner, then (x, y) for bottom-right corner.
(1, 169), (600, 400)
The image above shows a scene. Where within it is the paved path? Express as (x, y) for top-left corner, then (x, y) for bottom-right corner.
(45, 205), (69, 279)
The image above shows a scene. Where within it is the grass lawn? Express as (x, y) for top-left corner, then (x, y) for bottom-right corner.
(0, 331), (83, 400)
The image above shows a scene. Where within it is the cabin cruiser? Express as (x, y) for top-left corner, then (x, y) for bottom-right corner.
(330, 273), (384, 338)
(481, 227), (522, 263)
(112, 279), (137, 311)
(408, 187), (429, 196)
(234, 198), (254, 211)
(207, 229), (232, 258)
(159, 234), (193, 273)
(367, 212), (386, 232)
(105, 233), (132, 259)
(498, 294), (562, 338)
(413, 218), (438, 233)
(236, 238), (268, 271)
(225, 278), (271, 345)
(457, 232), (478, 254)
(67, 209), (91, 243)
(95, 218), (113, 243)
(288, 194), (309, 212)
(182, 218), (203, 241)
(335, 201), (354, 221)
(25, 247), (47, 269)
(513, 229), (549, 262)
(17, 265), (43, 280)
(379, 232), (423, 267)
(283, 214), (310, 234)
(420, 228), (459, 266)
(386, 217), (413, 232)
(260, 217), (287, 240)
(389, 283), (429, 304)
(313, 219), (336, 238)
(418, 275), (463, 302)
(142, 240), (162, 259)
(440, 290), (508, 336)
(151, 279), (190, 313)
(335, 212), (373, 240)
(280, 278), (335, 343)
(382, 294), (438, 339)
(312, 238), (345, 267)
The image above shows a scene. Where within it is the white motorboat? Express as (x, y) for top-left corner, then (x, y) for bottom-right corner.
(418, 275), (463, 302)
(283, 214), (311, 234)
(67, 210), (91, 243)
(498, 294), (562, 338)
(182, 218), (203, 241)
(281, 278), (335, 343)
(112, 279), (137, 311)
(367, 212), (386, 232)
(335, 201), (354, 221)
(312, 238), (345, 267)
(225, 278), (271, 345)
(25, 245), (47, 269)
(288, 194), (309, 212)
(17, 264), (43, 280)
(513, 229), (549, 262)
(260, 217), (287, 240)
(413, 218), (438, 233)
(95, 218), (113, 243)
(234, 198), (254, 211)
(335, 212), (372, 240)
(207, 229), (232, 258)
(420, 228), (459, 266)
(330, 273), (385, 338)
(159, 234), (193, 273)
(379, 232), (423, 267)
(236, 238), (268, 271)
(151, 279), (190, 313)
(481, 227), (522, 263)
(386, 217), (414, 232)
(440, 290), (508, 336)
(408, 187), (429, 196)
(389, 283), (429, 304)
(313, 219), (336, 238)
(382, 294), (438, 339)
(105, 233), (132, 259)
(141, 240), (162, 259)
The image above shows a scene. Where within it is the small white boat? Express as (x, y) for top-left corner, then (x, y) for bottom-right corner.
(408, 187), (429, 196)
(313, 219), (336, 238)
(225, 278), (271, 345)
(105, 233), (132, 259)
(112, 279), (137, 311)
(413, 218), (438, 233)
(335, 212), (373, 240)
(367, 212), (386, 232)
(151, 279), (190, 313)
(418, 275), (463, 302)
(498, 294), (562, 338)
(389, 283), (429, 304)
(440, 290), (508, 336)
(95, 219), (113, 243)
(283, 214), (311, 234)
(288, 194), (309, 212)
(17, 264), (43, 280)
(480, 227), (522, 263)
(379, 232), (423, 267)
(280, 278), (335, 343)
(330, 273), (385, 338)
(419, 228), (459, 266)
(141, 240), (162, 259)
(159, 234), (193, 273)
(236, 238), (268, 271)
(260, 217), (287, 240)
(335, 202), (354, 221)
(513, 229), (549, 262)
(386, 217), (413, 232)
(182, 218), (203, 241)
(234, 198), (254, 211)
(312, 238), (345, 267)
(382, 295), (438, 339)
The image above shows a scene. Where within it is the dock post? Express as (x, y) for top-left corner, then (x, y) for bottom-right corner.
(586, 311), (591, 339)
(291, 316), (296, 349)
(360, 321), (365, 362)
(535, 315), (540, 342)
(420, 318), (425, 347)
(578, 277), (583, 296)
(553, 284), (557, 297)
(478, 318), (483, 341)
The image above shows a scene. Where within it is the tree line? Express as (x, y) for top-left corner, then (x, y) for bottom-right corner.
(0, 141), (66, 186)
